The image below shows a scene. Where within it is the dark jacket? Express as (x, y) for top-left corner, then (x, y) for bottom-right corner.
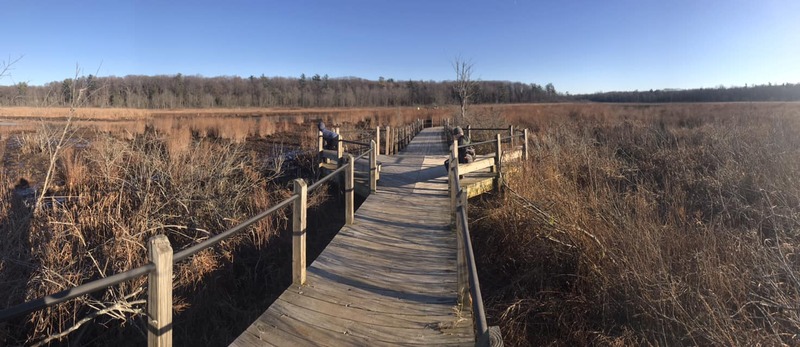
(456, 135), (475, 163)
(318, 122), (339, 141)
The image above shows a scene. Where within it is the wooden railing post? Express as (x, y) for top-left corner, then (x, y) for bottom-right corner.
(456, 189), (469, 306)
(345, 154), (355, 225)
(384, 126), (391, 155)
(466, 125), (471, 139)
(334, 126), (341, 151)
(375, 126), (381, 157)
(450, 140), (458, 212)
(292, 179), (307, 285)
(400, 126), (404, 150)
(495, 134), (503, 193)
(336, 136), (344, 163)
(318, 130), (325, 164)
(337, 136), (345, 185)
(509, 125), (514, 147)
(369, 140), (377, 193)
(147, 235), (173, 347)
(394, 127), (399, 154)
(523, 128), (529, 161)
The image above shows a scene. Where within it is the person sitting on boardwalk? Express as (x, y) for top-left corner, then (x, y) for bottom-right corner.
(445, 126), (475, 170)
(318, 121), (339, 150)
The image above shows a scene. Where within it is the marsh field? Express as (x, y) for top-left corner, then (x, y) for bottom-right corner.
(1, 102), (799, 346)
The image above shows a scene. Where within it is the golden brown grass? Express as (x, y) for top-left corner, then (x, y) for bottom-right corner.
(0, 104), (437, 345)
(468, 102), (800, 346)
(1, 127), (290, 345)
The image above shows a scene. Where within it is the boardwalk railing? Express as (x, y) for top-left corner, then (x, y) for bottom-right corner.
(0, 137), (389, 346)
(447, 126), (528, 347)
(320, 119), (425, 157)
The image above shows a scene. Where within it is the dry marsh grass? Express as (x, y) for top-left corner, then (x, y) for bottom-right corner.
(469, 103), (800, 346)
(0, 104), (439, 345)
(1, 127), (293, 345)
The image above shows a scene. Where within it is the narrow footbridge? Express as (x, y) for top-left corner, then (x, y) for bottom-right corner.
(233, 127), (474, 346)
(0, 122), (527, 347)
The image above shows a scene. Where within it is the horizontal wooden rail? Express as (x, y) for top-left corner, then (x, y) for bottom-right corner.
(459, 157), (496, 176)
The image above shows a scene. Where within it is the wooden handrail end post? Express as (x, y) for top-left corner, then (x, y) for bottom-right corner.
(369, 140), (377, 193)
(345, 154), (355, 225)
(147, 234), (173, 347)
(495, 134), (503, 193)
(292, 179), (308, 285)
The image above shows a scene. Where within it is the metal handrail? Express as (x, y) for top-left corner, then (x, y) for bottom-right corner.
(353, 147), (373, 162)
(458, 135), (515, 149)
(338, 139), (370, 147)
(0, 263), (155, 322)
(466, 127), (508, 131)
(173, 197), (297, 262)
(448, 150), (490, 340)
(308, 162), (349, 192)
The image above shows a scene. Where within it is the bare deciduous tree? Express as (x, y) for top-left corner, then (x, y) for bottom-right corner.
(452, 57), (476, 124)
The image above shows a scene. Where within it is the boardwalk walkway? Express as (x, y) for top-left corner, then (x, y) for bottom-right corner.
(232, 127), (475, 346)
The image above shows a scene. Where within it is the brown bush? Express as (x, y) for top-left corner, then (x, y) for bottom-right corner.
(470, 103), (800, 346)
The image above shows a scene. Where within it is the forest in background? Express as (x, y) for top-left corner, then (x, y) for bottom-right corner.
(0, 74), (561, 109)
(2, 74), (797, 110)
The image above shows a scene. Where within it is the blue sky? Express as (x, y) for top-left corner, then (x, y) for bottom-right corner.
(1, 0), (798, 94)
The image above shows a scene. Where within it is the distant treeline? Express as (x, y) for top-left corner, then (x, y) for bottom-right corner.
(577, 83), (800, 103)
(0, 74), (561, 108)
(3, 75), (798, 109)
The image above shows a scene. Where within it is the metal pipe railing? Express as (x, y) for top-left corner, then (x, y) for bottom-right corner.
(448, 148), (491, 341)
(173, 197), (297, 262)
(308, 163), (348, 192)
(0, 263), (155, 321)
(354, 147), (373, 162)
(338, 139), (370, 147)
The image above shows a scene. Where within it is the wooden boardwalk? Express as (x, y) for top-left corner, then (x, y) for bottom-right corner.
(232, 127), (475, 346)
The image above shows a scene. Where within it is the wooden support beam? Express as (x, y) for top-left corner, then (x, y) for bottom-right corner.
(292, 179), (307, 285)
(318, 130), (325, 164)
(394, 127), (399, 154)
(369, 140), (377, 193)
(450, 140), (458, 213)
(384, 126), (391, 155)
(523, 128), (528, 161)
(457, 189), (469, 306)
(375, 126), (381, 158)
(345, 154), (355, 225)
(459, 157), (496, 176)
(147, 235), (173, 347)
(495, 134), (503, 193)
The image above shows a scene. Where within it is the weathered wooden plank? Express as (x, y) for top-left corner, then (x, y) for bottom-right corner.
(288, 279), (460, 316)
(277, 285), (463, 324)
(269, 299), (471, 345)
(459, 157), (496, 176)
